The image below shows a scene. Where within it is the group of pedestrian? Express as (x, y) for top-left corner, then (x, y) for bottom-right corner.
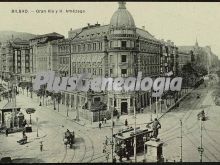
(99, 116), (107, 129)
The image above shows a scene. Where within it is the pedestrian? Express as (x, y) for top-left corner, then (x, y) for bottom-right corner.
(104, 117), (107, 124)
(99, 122), (102, 129)
(103, 143), (106, 153)
(141, 107), (144, 113)
(113, 121), (115, 127)
(22, 130), (25, 138)
(125, 119), (128, 127)
(5, 128), (8, 137)
(105, 136), (108, 145)
(117, 114), (120, 120)
(40, 141), (43, 151)
(152, 118), (161, 138)
(102, 117), (104, 124)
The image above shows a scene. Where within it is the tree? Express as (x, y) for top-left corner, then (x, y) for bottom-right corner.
(26, 108), (36, 124)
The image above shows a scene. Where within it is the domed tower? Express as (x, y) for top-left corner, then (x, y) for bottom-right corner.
(107, 2), (138, 115)
(107, 2), (137, 78)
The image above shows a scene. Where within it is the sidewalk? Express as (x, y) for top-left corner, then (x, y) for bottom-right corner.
(19, 88), (194, 131)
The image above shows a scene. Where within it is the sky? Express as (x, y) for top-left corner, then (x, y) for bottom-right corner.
(0, 2), (220, 58)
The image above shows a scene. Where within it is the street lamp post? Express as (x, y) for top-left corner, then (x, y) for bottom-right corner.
(149, 94), (153, 121)
(111, 96), (115, 163)
(156, 96), (158, 118)
(133, 97), (137, 162)
(143, 136), (147, 162)
(159, 98), (162, 113)
(30, 114), (32, 124)
(53, 91), (56, 110)
(36, 117), (39, 137)
(180, 120), (183, 162)
(31, 76), (33, 99)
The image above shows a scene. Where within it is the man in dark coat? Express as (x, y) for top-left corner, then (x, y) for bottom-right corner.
(152, 118), (161, 138)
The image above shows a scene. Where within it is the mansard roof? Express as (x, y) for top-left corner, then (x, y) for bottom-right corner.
(30, 32), (64, 40)
(70, 24), (159, 42)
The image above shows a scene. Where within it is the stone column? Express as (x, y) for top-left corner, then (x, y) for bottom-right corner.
(127, 98), (131, 115)
(118, 98), (121, 115)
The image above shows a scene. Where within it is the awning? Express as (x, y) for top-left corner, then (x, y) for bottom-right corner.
(58, 66), (69, 72)
(63, 66), (69, 72)
(58, 66), (65, 71)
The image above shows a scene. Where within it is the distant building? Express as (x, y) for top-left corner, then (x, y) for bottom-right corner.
(178, 39), (219, 74)
(160, 39), (179, 75)
(0, 38), (30, 82)
(29, 32), (64, 75)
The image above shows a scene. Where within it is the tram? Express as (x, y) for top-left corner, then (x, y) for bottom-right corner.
(113, 126), (153, 159)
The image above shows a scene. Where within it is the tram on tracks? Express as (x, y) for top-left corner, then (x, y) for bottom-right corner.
(113, 126), (153, 159)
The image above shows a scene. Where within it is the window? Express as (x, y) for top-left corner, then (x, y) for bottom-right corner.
(99, 42), (103, 50)
(82, 80), (86, 86)
(121, 41), (127, 48)
(110, 69), (113, 74)
(94, 97), (100, 102)
(82, 44), (86, 51)
(78, 45), (81, 52)
(93, 68), (96, 75)
(110, 55), (113, 63)
(88, 44), (91, 51)
(131, 41), (134, 48)
(121, 55), (127, 62)
(121, 69), (127, 75)
(99, 68), (102, 75)
(73, 45), (76, 52)
(25, 49), (29, 54)
(17, 56), (21, 61)
(93, 43), (96, 50)
(130, 98), (133, 106)
(110, 41), (113, 48)
(25, 55), (29, 61)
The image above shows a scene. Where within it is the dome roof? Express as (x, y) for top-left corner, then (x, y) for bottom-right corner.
(110, 2), (135, 28)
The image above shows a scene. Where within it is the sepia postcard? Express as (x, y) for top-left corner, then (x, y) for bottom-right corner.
(0, 1), (220, 163)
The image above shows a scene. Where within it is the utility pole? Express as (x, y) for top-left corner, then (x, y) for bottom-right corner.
(180, 120), (183, 162)
(76, 91), (80, 121)
(133, 97), (137, 162)
(156, 96), (158, 118)
(36, 117), (39, 137)
(111, 96), (114, 162)
(198, 118), (204, 162)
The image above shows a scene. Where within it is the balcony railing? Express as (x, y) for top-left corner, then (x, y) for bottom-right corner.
(119, 62), (128, 67)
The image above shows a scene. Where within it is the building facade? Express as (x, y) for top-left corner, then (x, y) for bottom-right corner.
(29, 32), (64, 75)
(58, 2), (162, 117)
(0, 38), (31, 82)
